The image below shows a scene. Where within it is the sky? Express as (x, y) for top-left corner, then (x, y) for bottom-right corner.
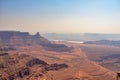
(0, 0), (120, 34)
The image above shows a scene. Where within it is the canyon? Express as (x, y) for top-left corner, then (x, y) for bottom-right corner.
(0, 31), (117, 80)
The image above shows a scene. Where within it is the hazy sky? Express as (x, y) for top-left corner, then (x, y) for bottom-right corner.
(0, 0), (120, 34)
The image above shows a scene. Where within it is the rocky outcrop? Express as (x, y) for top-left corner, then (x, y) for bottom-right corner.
(0, 31), (50, 46)
(0, 47), (15, 51)
(0, 31), (72, 52)
(26, 58), (48, 67)
(45, 63), (69, 71)
(18, 67), (30, 78)
(0, 53), (69, 80)
(43, 43), (73, 52)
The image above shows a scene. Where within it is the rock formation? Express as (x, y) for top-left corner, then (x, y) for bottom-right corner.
(0, 31), (50, 46)
(84, 40), (120, 47)
(0, 31), (72, 52)
(0, 53), (68, 80)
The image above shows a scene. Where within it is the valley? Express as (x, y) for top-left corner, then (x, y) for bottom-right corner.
(0, 31), (118, 80)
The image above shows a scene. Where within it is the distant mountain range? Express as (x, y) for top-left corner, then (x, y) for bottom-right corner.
(43, 33), (120, 41)
(84, 40), (120, 47)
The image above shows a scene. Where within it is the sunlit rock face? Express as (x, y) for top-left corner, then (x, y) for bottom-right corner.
(0, 53), (69, 80)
